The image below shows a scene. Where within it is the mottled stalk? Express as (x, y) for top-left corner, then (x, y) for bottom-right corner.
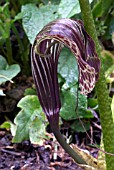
(79, 0), (114, 169)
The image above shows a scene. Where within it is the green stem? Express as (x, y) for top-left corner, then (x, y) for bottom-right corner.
(12, 23), (30, 74)
(51, 125), (87, 165)
(0, 46), (7, 56)
(5, 38), (13, 64)
(12, 23), (24, 54)
(10, 0), (20, 13)
(79, 0), (114, 170)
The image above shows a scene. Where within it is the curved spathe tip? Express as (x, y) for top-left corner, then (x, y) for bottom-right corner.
(31, 18), (100, 122)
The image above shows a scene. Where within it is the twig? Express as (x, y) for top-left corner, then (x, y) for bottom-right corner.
(0, 148), (21, 156)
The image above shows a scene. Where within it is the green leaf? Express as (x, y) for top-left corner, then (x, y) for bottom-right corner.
(0, 55), (20, 84)
(24, 87), (36, 96)
(0, 2), (11, 40)
(101, 50), (114, 72)
(13, 12), (24, 22)
(12, 95), (47, 144)
(21, 4), (59, 44)
(60, 86), (93, 121)
(58, 47), (78, 88)
(104, 9), (114, 40)
(106, 17), (114, 39)
(58, 0), (80, 18)
(0, 55), (7, 70)
(29, 114), (48, 145)
(58, 0), (93, 18)
(70, 119), (90, 132)
(92, 0), (103, 18)
(0, 121), (11, 129)
(102, 0), (114, 16)
(92, 0), (113, 18)
(88, 98), (98, 109)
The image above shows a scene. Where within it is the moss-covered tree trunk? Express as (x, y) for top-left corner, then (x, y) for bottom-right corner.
(79, 0), (114, 169)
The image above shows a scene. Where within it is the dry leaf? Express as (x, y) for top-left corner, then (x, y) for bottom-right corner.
(71, 144), (106, 170)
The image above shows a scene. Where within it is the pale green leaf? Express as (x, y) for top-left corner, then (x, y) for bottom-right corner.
(12, 95), (47, 144)
(0, 55), (20, 84)
(58, 47), (78, 88)
(29, 113), (48, 145)
(58, 0), (80, 18)
(0, 55), (7, 69)
(21, 4), (59, 44)
(58, 0), (93, 18)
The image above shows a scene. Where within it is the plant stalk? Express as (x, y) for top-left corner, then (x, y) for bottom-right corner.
(51, 125), (87, 165)
(79, 0), (114, 169)
(12, 23), (30, 74)
(5, 38), (13, 64)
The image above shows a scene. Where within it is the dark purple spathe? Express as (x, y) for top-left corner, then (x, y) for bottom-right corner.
(31, 18), (100, 125)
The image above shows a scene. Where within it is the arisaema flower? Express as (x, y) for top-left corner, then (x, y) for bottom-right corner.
(31, 18), (100, 165)
(31, 19), (100, 128)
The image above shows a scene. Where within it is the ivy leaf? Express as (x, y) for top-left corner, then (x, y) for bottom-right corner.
(21, 4), (59, 44)
(58, 0), (81, 18)
(58, 47), (78, 89)
(58, 0), (93, 18)
(0, 55), (7, 70)
(70, 119), (90, 132)
(60, 86), (93, 121)
(29, 113), (48, 145)
(12, 95), (47, 145)
(0, 55), (20, 84)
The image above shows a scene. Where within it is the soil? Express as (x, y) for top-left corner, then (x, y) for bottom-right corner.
(0, 130), (84, 170)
